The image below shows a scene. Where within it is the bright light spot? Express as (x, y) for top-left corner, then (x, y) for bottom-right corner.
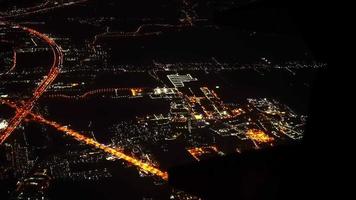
(154, 88), (162, 95)
(194, 114), (203, 120)
(246, 129), (274, 144)
(0, 120), (8, 130)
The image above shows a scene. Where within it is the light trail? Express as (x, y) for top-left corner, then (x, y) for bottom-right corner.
(31, 114), (168, 180)
(0, 0), (89, 20)
(4, 49), (16, 74)
(0, 25), (62, 144)
(0, 99), (168, 180)
(30, 38), (38, 47)
(9, 50), (17, 72)
(45, 88), (144, 99)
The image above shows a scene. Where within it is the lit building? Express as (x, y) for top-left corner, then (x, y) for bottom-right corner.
(0, 119), (8, 130)
(167, 74), (197, 88)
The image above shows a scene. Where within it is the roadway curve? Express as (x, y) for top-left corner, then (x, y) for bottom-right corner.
(0, 25), (63, 144)
(8, 49), (17, 73)
(0, 25), (169, 181)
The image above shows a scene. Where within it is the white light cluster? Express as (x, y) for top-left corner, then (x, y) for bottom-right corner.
(0, 120), (8, 130)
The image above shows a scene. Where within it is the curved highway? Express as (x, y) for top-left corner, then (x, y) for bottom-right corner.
(0, 25), (63, 144)
(0, 24), (169, 181)
(8, 49), (17, 73)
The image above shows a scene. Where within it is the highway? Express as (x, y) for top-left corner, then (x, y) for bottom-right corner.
(8, 50), (17, 73)
(0, 99), (168, 181)
(0, 0), (89, 20)
(45, 88), (144, 99)
(0, 24), (168, 181)
(31, 114), (168, 180)
(0, 25), (63, 144)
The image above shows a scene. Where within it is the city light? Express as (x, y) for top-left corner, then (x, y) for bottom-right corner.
(246, 129), (274, 144)
(31, 113), (169, 180)
(187, 146), (219, 161)
(0, 100), (168, 180)
(0, 120), (8, 130)
(0, 0), (322, 198)
(0, 25), (63, 144)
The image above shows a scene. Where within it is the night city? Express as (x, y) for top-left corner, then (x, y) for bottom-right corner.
(1, 0), (333, 199)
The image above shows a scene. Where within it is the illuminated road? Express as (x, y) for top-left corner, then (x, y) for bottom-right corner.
(8, 49), (17, 73)
(45, 88), (144, 99)
(0, 99), (168, 180)
(0, 25), (167, 180)
(31, 114), (168, 180)
(0, 25), (63, 144)
(0, 0), (89, 20)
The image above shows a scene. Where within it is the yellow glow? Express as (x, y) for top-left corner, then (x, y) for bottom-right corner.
(246, 129), (274, 144)
(130, 88), (142, 96)
(194, 114), (203, 120)
(187, 146), (219, 161)
(32, 114), (168, 180)
(1, 99), (168, 180)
